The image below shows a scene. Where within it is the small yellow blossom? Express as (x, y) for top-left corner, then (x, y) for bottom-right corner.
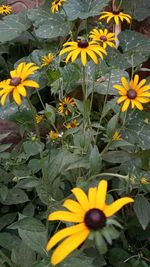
(140, 177), (149, 185)
(35, 115), (43, 124)
(58, 97), (75, 116)
(112, 131), (122, 141)
(49, 130), (59, 141)
(0, 5), (12, 15)
(89, 28), (116, 49)
(41, 53), (54, 67)
(99, 11), (131, 25)
(66, 119), (79, 129)
(51, 0), (66, 13)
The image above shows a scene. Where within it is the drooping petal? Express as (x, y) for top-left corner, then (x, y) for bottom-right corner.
(13, 88), (22, 105)
(96, 180), (108, 210)
(104, 197), (134, 217)
(71, 188), (89, 211)
(46, 223), (86, 251)
(22, 80), (39, 88)
(121, 99), (130, 112)
(88, 187), (97, 209)
(114, 16), (119, 25)
(17, 84), (27, 96)
(81, 51), (87, 66)
(71, 49), (81, 62)
(1, 92), (9, 106)
(63, 199), (85, 215)
(48, 211), (84, 223)
(87, 50), (98, 64)
(51, 229), (90, 265)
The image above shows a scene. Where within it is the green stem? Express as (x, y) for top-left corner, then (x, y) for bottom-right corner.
(88, 172), (129, 182)
(82, 66), (86, 101)
(116, 0), (123, 11)
(0, 250), (15, 267)
(36, 89), (45, 110)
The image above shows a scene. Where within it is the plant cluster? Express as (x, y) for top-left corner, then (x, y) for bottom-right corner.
(0, 0), (150, 267)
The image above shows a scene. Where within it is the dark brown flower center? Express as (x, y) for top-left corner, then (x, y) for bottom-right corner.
(84, 208), (106, 230)
(78, 40), (89, 48)
(113, 11), (120, 15)
(127, 89), (137, 99)
(10, 77), (21, 86)
(55, 0), (60, 4)
(100, 35), (107, 41)
(63, 103), (67, 107)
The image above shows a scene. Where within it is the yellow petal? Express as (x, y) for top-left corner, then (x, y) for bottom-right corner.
(51, 229), (90, 265)
(117, 96), (127, 104)
(96, 180), (107, 210)
(48, 211), (84, 222)
(63, 199), (84, 215)
(136, 79), (146, 90)
(114, 16), (119, 25)
(122, 99), (130, 112)
(133, 99), (143, 110)
(136, 97), (150, 103)
(138, 85), (150, 93)
(71, 49), (81, 62)
(22, 80), (39, 88)
(10, 70), (17, 78)
(59, 46), (75, 56)
(104, 197), (134, 217)
(71, 187), (89, 211)
(87, 50), (98, 64)
(81, 51), (87, 66)
(121, 77), (129, 90)
(133, 75), (139, 87)
(113, 85), (127, 95)
(16, 62), (25, 76)
(88, 187), (97, 209)
(46, 223), (86, 251)
(17, 84), (27, 96)
(139, 92), (150, 97)
(13, 88), (22, 105)
(1, 92), (9, 106)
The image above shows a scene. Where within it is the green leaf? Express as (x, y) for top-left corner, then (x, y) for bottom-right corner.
(60, 63), (81, 93)
(89, 145), (102, 175)
(44, 104), (56, 125)
(134, 195), (150, 230)
(95, 231), (107, 254)
(8, 217), (46, 232)
(102, 151), (131, 163)
(23, 141), (44, 157)
(27, 9), (70, 39)
(11, 241), (36, 267)
(106, 113), (119, 136)
(64, 0), (110, 20)
(0, 184), (8, 201)
(1, 188), (29, 205)
(0, 212), (17, 231)
(0, 233), (20, 250)
(0, 143), (12, 153)
(0, 12), (31, 43)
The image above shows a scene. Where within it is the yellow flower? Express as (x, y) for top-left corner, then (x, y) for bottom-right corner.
(58, 97), (75, 116)
(59, 40), (107, 66)
(140, 177), (149, 185)
(46, 180), (134, 265)
(41, 53), (54, 67)
(35, 115), (43, 124)
(0, 62), (39, 106)
(89, 29), (116, 49)
(66, 119), (79, 129)
(49, 130), (59, 141)
(0, 5), (12, 15)
(113, 75), (150, 112)
(112, 131), (121, 141)
(99, 11), (131, 25)
(51, 0), (66, 13)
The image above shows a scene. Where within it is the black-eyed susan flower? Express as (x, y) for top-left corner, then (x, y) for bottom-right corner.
(0, 5), (12, 15)
(59, 40), (107, 66)
(49, 130), (59, 141)
(112, 131), (121, 141)
(46, 179), (134, 265)
(99, 11), (131, 25)
(113, 75), (150, 112)
(0, 62), (39, 106)
(89, 29), (116, 49)
(35, 115), (43, 124)
(58, 97), (75, 116)
(51, 0), (66, 13)
(66, 119), (79, 129)
(41, 53), (54, 67)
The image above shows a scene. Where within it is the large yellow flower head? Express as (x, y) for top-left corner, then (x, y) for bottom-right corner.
(0, 62), (39, 106)
(99, 11), (131, 25)
(58, 97), (75, 116)
(89, 29), (116, 49)
(0, 5), (12, 15)
(41, 53), (54, 67)
(51, 0), (66, 13)
(59, 40), (107, 66)
(47, 180), (134, 265)
(113, 75), (150, 112)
